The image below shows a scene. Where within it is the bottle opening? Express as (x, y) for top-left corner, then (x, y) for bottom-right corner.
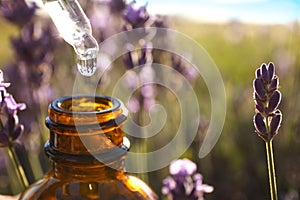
(48, 95), (125, 126)
(58, 96), (113, 112)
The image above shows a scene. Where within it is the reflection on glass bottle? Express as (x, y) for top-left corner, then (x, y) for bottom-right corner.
(19, 95), (157, 200)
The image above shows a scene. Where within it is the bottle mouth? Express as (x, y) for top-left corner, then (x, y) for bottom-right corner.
(57, 95), (114, 113)
(48, 95), (126, 126)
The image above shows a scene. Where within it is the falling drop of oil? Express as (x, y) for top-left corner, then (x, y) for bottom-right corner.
(76, 54), (97, 77)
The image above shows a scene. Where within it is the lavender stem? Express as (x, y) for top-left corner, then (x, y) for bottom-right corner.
(265, 140), (278, 200)
(7, 144), (29, 189)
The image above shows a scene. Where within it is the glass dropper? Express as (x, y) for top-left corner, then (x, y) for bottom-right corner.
(42, 0), (99, 76)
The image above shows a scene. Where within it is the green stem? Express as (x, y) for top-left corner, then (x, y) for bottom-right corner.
(7, 144), (29, 189)
(265, 141), (278, 200)
(136, 108), (149, 183)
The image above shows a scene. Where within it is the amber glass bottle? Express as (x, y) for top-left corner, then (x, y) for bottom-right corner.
(19, 95), (157, 200)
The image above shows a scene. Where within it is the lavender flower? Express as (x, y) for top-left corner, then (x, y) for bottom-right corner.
(253, 62), (282, 142)
(1, 1), (57, 187)
(0, 70), (29, 189)
(1, 0), (58, 92)
(162, 158), (213, 200)
(1, 0), (58, 134)
(11, 22), (56, 69)
(0, 70), (26, 147)
(1, 0), (57, 79)
(0, 0), (37, 27)
(123, 50), (135, 70)
(122, 1), (150, 29)
(171, 55), (199, 83)
(253, 62), (281, 200)
(120, 1), (172, 113)
(123, 42), (156, 112)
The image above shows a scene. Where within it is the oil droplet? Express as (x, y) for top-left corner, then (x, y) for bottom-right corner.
(77, 55), (97, 77)
(74, 34), (99, 77)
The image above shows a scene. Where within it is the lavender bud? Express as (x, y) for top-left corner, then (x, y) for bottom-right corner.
(193, 173), (203, 183)
(261, 63), (269, 83)
(7, 114), (17, 134)
(254, 92), (264, 103)
(254, 113), (267, 140)
(268, 62), (275, 81)
(13, 124), (23, 140)
(255, 68), (261, 78)
(255, 103), (264, 114)
(123, 52), (134, 69)
(138, 47), (147, 66)
(268, 76), (279, 93)
(253, 79), (266, 100)
(268, 91), (281, 114)
(162, 176), (176, 195)
(270, 111), (282, 138)
(4, 94), (26, 115)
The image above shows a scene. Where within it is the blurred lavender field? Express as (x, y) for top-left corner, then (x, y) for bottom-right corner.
(0, 0), (300, 200)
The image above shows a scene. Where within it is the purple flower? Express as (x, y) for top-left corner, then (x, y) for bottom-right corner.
(138, 44), (153, 66)
(0, 70), (26, 147)
(169, 158), (197, 176)
(121, 2), (171, 115)
(122, 1), (150, 29)
(193, 173), (214, 200)
(253, 62), (282, 141)
(2, 1), (58, 138)
(123, 42), (156, 112)
(11, 22), (57, 68)
(142, 96), (155, 111)
(0, 0), (37, 27)
(171, 55), (199, 83)
(162, 158), (214, 200)
(162, 176), (176, 196)
(127, 97), (140, 113)
(0, 72), (10, 88)
(123, 51), (135, 70)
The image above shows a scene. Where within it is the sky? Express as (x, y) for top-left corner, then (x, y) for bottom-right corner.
(29, 0), (300, 24)
(137, 0), (300, 24)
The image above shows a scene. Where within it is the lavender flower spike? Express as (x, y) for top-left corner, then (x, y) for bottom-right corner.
(252, 62), (281, 200)
(0, 0), (37, 27)
(0, 70), (26, 147)
(122, 1), (150, 29)
(253, 62), (282, 142)
(0, 70), (29, 188)
(162, 158), (213, 200)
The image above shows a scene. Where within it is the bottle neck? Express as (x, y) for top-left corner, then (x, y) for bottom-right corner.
(48, 155), (125, 180)
(44, 95), (129, 180)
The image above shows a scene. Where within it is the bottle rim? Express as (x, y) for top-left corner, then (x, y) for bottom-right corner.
(48, 95), (126, 126)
